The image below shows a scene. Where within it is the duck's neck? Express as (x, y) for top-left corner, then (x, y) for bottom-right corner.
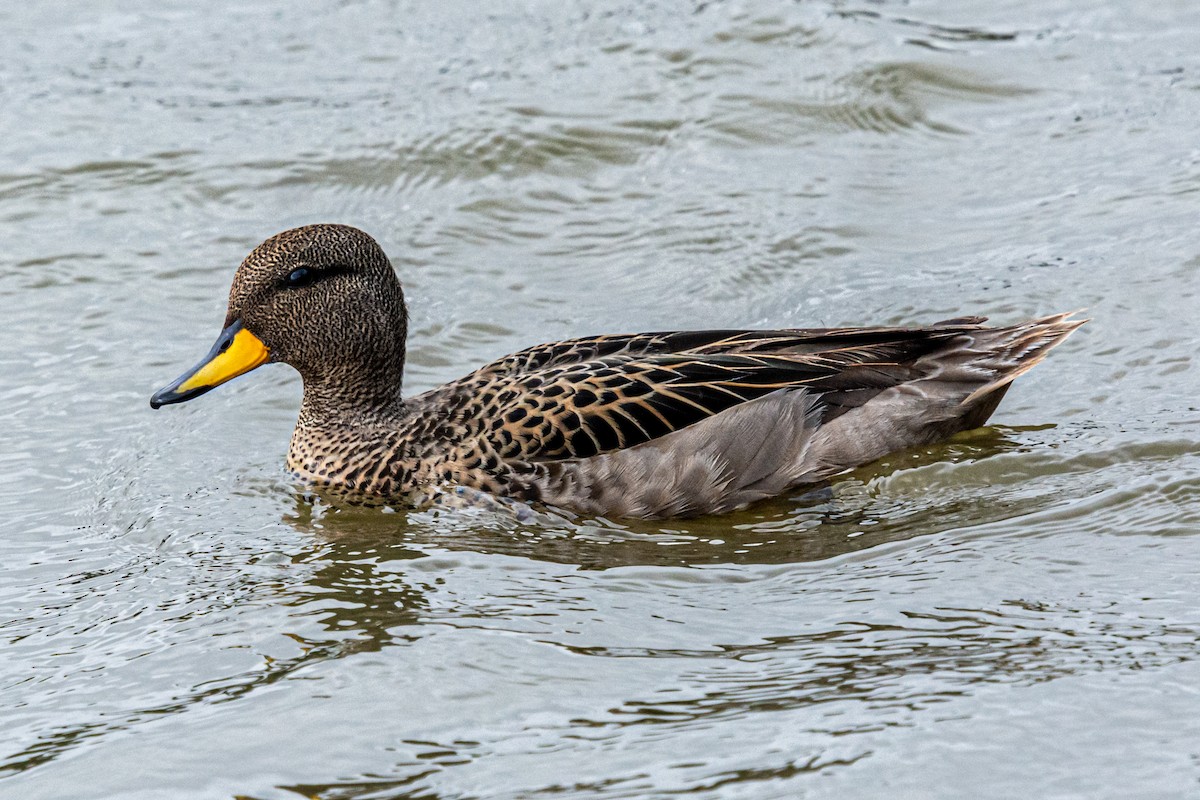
(294, 343), (408, 431)
(287, 352), (409, 489)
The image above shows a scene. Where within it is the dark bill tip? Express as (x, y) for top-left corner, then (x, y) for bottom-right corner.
(149, 382), (216, 409)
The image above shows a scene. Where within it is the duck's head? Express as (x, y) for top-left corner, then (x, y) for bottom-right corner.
(151, 224), (408, 411)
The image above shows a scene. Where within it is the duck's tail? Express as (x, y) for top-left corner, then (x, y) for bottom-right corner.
(798, 310), (1087, 481)
(958, 310), (1088, 407)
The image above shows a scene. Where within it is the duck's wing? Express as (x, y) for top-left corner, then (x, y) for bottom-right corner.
(475, 351), (843, 462)
(474, 339), (962, 463)
(470, 314), (1081, 465)
(470, 318), (991, 378)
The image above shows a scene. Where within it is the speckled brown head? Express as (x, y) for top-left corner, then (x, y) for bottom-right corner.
(151, 224), (408, 415)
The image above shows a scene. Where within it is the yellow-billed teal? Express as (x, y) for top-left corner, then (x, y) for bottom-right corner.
(151, 224), (1085, 519)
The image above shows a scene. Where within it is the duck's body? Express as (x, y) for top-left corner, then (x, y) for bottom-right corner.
(152, 224), (1084, 519)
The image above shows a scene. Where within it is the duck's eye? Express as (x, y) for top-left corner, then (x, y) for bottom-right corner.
(284, 267), (316, 288)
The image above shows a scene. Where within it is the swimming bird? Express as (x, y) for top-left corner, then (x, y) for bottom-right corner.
(151, 224), (1084, 519)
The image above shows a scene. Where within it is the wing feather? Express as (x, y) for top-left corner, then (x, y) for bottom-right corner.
(458, 319), (998, 463)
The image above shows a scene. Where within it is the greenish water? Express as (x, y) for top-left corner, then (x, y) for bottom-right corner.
(3, 2), (1199, 798)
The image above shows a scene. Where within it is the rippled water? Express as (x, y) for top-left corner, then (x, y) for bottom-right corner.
(3, 1), (1200, 797)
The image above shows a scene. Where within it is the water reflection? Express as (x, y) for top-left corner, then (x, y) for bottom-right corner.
(2, 516), (432, 777)
(558, 599), (1200, 732)
(285, 502), (430, 652)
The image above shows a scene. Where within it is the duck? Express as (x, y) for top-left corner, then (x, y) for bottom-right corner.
(151, 223), (1085, 519)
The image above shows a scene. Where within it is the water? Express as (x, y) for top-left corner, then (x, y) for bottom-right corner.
(3, 1), (1199, 797)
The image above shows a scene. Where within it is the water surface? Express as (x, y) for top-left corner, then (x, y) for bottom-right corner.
(3, 1), (1199, 798)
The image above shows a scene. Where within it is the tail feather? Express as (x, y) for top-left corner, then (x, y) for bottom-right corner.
(960, 311), (1087, 405)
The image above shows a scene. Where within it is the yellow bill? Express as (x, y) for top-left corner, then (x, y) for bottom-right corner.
(150, 320), (270, 408)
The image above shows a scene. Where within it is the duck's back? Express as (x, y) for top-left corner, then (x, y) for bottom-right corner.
(392, 313), (1082, 518)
